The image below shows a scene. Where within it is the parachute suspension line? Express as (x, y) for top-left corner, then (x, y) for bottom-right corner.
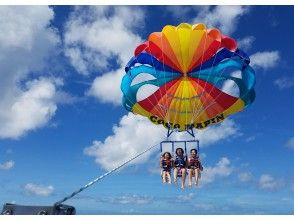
(175, 24), (187, 129)
(186, 128), (195, 138)
(159, 31), (171, 127)
(54, 141), (161, 206)
(192, 36), (239, 125)
(166, 128), (174, 138)
(193, 47), (239, 123)
(188, 25), (200, 129)
(190, 29), (209, 124)
(123, 52), (168, 139)
(146, 41), (168, 123)
(166, 127), (195, 138)
(126, 53), (173, 140)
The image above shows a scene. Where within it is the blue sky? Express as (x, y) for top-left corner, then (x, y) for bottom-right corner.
(0, 5), (294, 215)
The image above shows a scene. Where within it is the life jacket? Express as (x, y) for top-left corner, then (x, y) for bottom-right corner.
(174, 155), (186, 168)
(161, 159), (172, 171)
(188, 156), (201, 169)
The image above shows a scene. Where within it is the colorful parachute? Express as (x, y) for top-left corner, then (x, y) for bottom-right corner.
(121, 23), (255, 131)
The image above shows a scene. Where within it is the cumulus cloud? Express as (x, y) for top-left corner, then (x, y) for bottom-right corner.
(0, 6), (58, 50)
(84, 113), (166, 170)
(24, 183), (54, 196)
(259, 174), (284, 191)
(250, 51), (280, 70)
(64, 6), (144, 105)
(0, 6), (63, 139)
(286, 137), (294, 150)
(167, 6), (250, 35)
(0, 78), (63, 139)
(201, 157), (233, 185)
(195, 120), (239, 146)
(192, 6), (250, 35)
(238, 36), (256, 50)
(0, 160), (15, 170)
(0, 6), (59, 79)
(274, 77), (294, 90)
(84, 112), (239, 170)
(64, 6), (144, 73)
(101, 195), (153, 205)
(165, 6), (194, 19)
(87, 68), (123, 105)
(220, 71), (241, 98)
(238, 172), (253, 182)
(176, 193), (195, 202)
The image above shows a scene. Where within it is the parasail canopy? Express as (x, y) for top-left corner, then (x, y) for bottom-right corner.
(121, 23), (255, 131)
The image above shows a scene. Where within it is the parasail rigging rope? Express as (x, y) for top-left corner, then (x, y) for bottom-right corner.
(54, 141), (161, 206)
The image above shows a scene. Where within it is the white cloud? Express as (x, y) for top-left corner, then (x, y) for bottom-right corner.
(201, 157), (233, 185)
(0, 6), (58, 50)
(238, 172), (253, 182)
(165, 6), (194, 19)
(0, 78), (62, 139)
(176, 193), (195, 202)
(84, 112), (239, 170)
(167, 6), (249, 35)
(111, 195), (153, 205)
(64, 6), (144, 71)
(250, 51), (280, 70)
(221, 71), (241, 98)
(87, 68), (123, 105)
(195, 119), (239, 146)
(286, 137), (294, 150)
(0, 6), (62, 139)
(245, 136), (256, 142)
(84, 113), (166, 171)
(64, 6), (144, 105)
(192, 6), (250, 35)
(0, 160), (15, 170)
(259, 174), (284, 191)
(193, 203), (215, 211)
(274, 77), (294, 90)
(0, 6), (59, 78)
(238, 36), (256, 50)
(24, 183), (54, 196)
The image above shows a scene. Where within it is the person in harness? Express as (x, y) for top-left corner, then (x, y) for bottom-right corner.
(187, 148), (203, 187)
(160, 152), (173, 184)
(173, 147), (187, 189)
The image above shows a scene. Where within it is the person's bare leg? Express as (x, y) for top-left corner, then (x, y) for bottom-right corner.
(188, 169), (192, 187)
(164, 171), (168, 183)
(181, 168), (186, 189)
(195, 169), (200, 186)
(166, 172), (171, 184)
(173, 168), (178, 184)
(161, 171), (165, 183)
